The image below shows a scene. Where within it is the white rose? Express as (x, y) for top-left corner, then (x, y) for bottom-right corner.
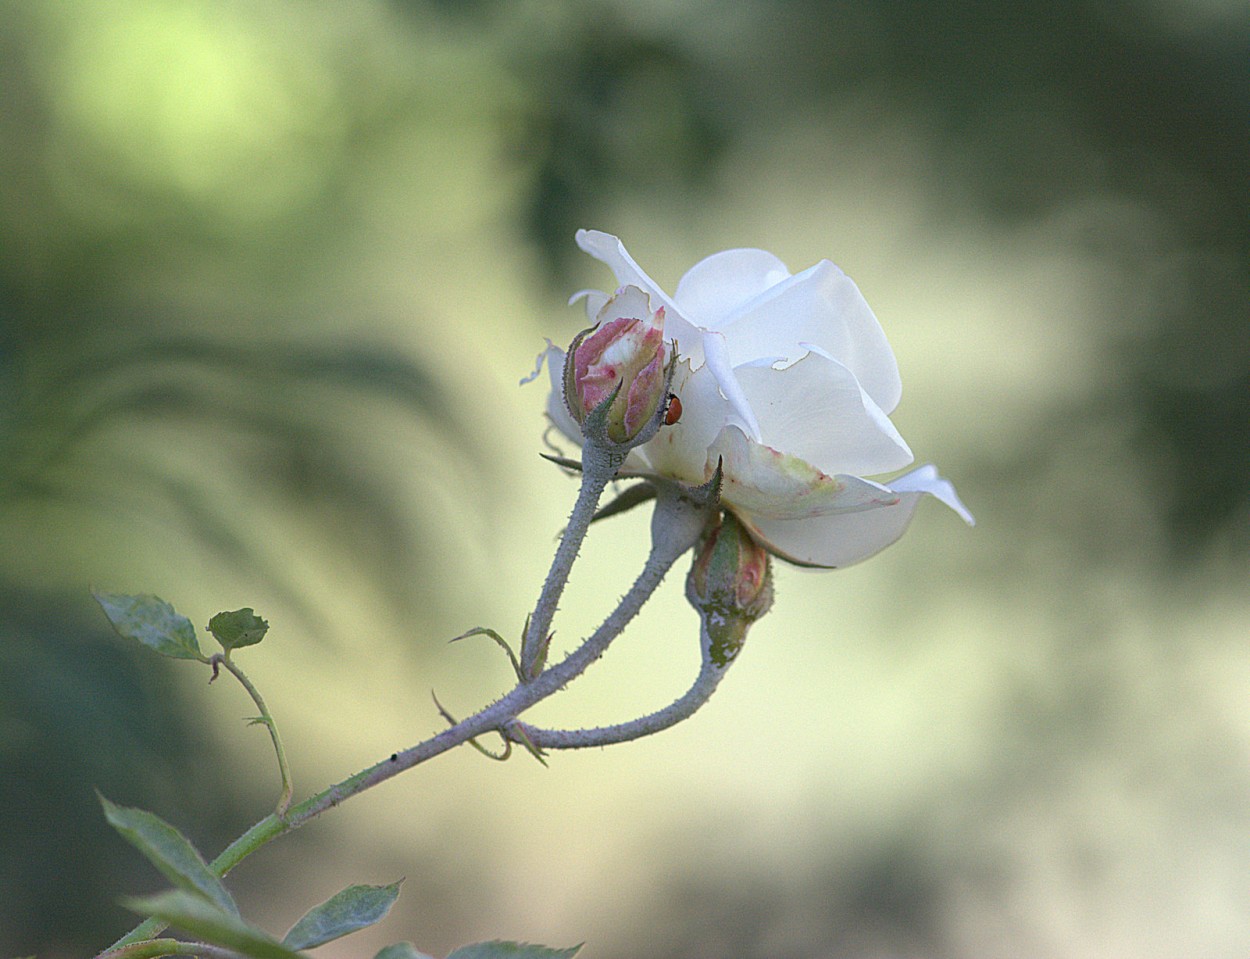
(542, 230), (973, 568)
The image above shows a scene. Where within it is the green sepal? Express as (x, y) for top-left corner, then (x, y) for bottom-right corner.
(508, 724), (549, 767)
(208, 608), (270, 652)
(282, 880), (403, 950)
(447, 942), (582, 959)
(521, 613), (551, 681)
(121, 891), (304, 959)
(99, 795), (238, 917)
(94, 592), (204, 661)
(579, 378), (624, 444)
(538, 452), (583, 472)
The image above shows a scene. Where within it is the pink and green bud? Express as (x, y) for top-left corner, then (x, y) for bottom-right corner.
(563, 285), (668, 445)
(686, 510), (774, 668)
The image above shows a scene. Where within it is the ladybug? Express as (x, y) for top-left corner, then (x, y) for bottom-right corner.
(663, 393), (683, 426)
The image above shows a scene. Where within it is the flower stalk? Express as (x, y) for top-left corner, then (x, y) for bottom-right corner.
(510, 628), (730, 750)
(106, 473), (714, 954)
(210, 653), (293, 816)
(98, 226), (972, 957)
(519, 439), (627, 679)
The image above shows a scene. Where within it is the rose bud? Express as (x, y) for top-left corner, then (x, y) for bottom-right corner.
(686, 510), (774, 669)
(563, 285), (669, 446)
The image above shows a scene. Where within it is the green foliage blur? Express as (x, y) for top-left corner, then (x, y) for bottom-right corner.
(1, 0), (1246, 955)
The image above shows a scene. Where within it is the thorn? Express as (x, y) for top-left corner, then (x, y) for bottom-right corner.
(508, 723), (549, 767)
(432, 691), (512, 762)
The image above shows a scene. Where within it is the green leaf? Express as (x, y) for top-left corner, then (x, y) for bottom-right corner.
(282, 880), (403, 949)
(100, 795), (239, 917)
(208, 608), (270, 652)
(374, 943), (435, 959)
(94, 592), (203, 660)
(123, 891), (304, 959)
(450, 626), (521, 679)
(446, 943), (582, 959)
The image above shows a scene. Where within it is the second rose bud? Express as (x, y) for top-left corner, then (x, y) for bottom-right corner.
(686, 510), (774, 669)
(563, 285), (670, 447)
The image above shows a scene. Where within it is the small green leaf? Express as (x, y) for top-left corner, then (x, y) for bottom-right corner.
(100, 795), (238, 917)
(447, 943), (582, 959)
(208, 608), (270, 652)
(282, 880), (403, 949)
(122, 891), (304, 959)
(374, 945), (435, 959)
(94, 592), (203, 661)
(451, 626), (521, 679)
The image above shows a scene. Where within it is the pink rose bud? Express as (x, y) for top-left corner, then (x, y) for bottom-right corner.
(563, 285), (668, 445)
(686, 511), (774, 668)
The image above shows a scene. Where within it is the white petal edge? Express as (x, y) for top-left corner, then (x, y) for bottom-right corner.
(540, 344), (583, 446)
(520, 338), (555, 386)
(890, 463), (976, 526)
(702, 330), (762, 442)
(575, 231), (710, 366)
(672, 248), (792, 328)
(575, 230), (676, 313)
(734, 352), (913, 478)
(738, 463), (973, 567)
(709, 425), (904, 522)
(717, 260), (903, 414)
(569, 288), (609, 322)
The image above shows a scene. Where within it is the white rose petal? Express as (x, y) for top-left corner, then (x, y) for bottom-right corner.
(741, 464), (975, 568)
(718, 260), (903, 413)
(544, 230), (974, 568)
(541, 343), (581, 442)
(634, 361), (732, 484)
(672, 248), (792, 329)
(576, 229), (704, 360)
(735, 352), (912, 478)
(708, 425), (902, 521)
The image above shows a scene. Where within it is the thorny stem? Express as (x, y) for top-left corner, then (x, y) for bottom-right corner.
(520, 442), (624, 678)
(104, 482), (714, 955)
(514, 625), (731, 749)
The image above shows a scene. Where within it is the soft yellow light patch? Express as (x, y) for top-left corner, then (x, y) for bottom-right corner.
(45, 0), (343, 223)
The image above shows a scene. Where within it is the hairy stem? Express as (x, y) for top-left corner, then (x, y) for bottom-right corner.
(515, 627), (730, 749)
(520, 442), (624, 678)
(104, 484), (712, 954)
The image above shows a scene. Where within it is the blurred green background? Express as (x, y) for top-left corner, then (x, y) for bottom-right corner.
(2, 0), (1247, 955)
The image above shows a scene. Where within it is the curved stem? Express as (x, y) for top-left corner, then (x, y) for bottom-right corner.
(214, 654), (293, 816)
(515, 628), (731, 749)
(520, 443), (624, 678)
(103, 485), (712, 955)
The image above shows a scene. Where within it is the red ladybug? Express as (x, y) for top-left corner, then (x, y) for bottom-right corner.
(664, 394), (683, 426)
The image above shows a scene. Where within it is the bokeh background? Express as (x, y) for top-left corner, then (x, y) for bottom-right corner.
(2, 1), (1247, 956)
